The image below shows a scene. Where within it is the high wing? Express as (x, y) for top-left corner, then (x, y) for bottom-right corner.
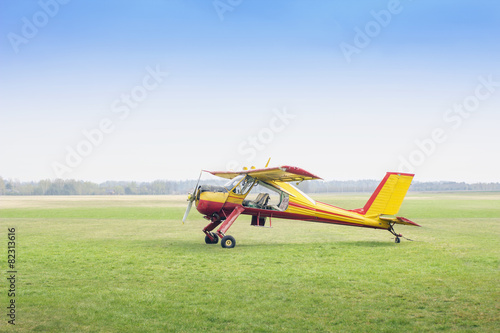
(205, 165), (322, 182)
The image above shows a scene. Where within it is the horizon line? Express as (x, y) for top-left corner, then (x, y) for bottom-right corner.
(1, 177), (499, 185)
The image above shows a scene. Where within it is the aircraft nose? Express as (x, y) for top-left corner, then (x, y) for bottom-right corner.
(196, 189), (226, 216)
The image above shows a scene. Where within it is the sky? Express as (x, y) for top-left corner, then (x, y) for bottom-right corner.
(1, 0), (499, 183)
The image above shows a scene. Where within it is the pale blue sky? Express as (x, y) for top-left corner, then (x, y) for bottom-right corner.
(1, 0), (499, 182)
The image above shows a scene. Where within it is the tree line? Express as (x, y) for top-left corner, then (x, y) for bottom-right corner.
(0, 178), (205, 196)
(1, 176), (499, 195)
(296, 179), (500, 193)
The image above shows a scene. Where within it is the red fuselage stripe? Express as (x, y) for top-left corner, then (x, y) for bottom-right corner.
(288, 202), (361, 221)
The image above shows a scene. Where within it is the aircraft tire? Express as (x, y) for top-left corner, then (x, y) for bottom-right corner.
(205, 233), (219, 244)
(221, 235), (236, 249)
(395, 237), (401, 244)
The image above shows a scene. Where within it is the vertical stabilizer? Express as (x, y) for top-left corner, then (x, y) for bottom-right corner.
(360, 172), (414, 217)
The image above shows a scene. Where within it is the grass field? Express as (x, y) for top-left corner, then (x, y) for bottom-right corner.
(0, 192), (499, 332)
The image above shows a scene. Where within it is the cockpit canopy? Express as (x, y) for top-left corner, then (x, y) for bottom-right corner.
(224, 175), (255, 195)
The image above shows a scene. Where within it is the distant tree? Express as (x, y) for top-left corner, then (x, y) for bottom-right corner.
(63, 182), (77, 195)
(0, 177), (5, 195)
(38, 179), (51, 195)
(113, 185), (125, 195)
(46, 179), (64, 195)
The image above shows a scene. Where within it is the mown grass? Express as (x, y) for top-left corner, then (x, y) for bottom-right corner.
(0, 193), (499, 332)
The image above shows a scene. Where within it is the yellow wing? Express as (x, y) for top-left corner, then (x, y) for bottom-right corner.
(205, 165), (322, 182)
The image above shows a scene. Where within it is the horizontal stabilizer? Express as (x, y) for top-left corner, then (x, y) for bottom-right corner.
(395, 216), (420, 227)
(379, 215), (420, 227)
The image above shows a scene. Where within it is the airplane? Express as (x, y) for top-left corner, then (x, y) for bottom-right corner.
(182, 163), (419, 248)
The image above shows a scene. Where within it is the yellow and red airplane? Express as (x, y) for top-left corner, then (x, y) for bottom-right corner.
(182, 164), (419, 248)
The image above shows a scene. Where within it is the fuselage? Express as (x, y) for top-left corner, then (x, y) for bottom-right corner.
(195, 181), (391, 230)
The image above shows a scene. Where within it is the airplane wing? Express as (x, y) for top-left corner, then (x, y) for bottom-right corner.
(205, 165), (322, 182)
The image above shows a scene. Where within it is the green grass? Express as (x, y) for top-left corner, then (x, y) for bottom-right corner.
(0, 193), (499, 332)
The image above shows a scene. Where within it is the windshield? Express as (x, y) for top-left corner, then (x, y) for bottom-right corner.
(224, 175), (256, 194)
(224, 175), (245, 191)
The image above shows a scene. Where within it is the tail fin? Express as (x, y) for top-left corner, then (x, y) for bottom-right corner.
(357, 172), (414, 217)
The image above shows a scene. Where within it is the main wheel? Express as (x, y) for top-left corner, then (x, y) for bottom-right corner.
(221, 235), (236, 249)
(205, 233), (219, 244)
(395, 237), (401, 244)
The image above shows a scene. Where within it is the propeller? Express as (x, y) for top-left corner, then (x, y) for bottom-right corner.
(182, 171), (202, 224)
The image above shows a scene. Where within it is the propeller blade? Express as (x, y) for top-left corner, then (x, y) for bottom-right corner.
(182, 171), (203, 224)
(191, 170), (203, 201)
(182, 200), (193, 224)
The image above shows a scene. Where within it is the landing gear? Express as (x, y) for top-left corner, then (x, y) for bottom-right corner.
(202, 213), (223, 245)
(202, 207), (244, 249)
(204, 232), (219, 244)
(388, 224), (412, 243)
(221, 235), (236, 249)
(202, 216), (235, 248)
(389, 224), (402, 244)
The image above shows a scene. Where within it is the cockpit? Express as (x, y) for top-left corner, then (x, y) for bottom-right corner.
(224, 175), (255, 195)
(224, 175), (289, 211)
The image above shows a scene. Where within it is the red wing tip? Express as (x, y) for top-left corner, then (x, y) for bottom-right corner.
(280, 165), (322, 180)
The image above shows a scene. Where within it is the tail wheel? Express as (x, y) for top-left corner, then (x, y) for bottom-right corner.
(221, 235), (236, 249)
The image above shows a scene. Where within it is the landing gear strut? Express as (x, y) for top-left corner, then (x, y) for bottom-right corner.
(204, 232), (219, 244)
(202, 213), (222, 244)
(202, 213), (236, 248)
(389, 225), (402, 244)
(202, 207), (244, 249)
